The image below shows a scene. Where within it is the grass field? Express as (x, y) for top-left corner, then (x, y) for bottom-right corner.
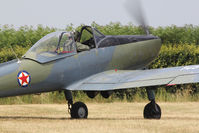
(0, 102), (199, 133)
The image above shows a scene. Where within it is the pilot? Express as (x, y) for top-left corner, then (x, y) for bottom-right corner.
(74, 31), (90, 52)
(75, 42), (89, 52)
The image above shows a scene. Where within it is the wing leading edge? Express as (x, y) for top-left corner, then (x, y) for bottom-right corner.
(67, 65), (199, 91)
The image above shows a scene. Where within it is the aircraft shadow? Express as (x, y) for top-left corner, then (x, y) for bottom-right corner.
(0, 116), (142, 121)
(89, 117), (199, 121)
(0, 116), (198, 121)
(0, 116), (69, 120)
(162, 117), (199, 121)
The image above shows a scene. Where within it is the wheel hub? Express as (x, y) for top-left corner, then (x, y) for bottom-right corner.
(78, 107), (86, 118)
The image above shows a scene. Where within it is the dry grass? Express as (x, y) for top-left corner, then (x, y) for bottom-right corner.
(0, 102), (199, 133)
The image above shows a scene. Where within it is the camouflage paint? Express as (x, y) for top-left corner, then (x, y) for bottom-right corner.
(0, 38), (161, 97)
(0, 59), (54, 97)
(107, 39), (161, 70)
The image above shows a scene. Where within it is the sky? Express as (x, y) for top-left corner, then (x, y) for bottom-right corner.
(0, 0), (198, 29)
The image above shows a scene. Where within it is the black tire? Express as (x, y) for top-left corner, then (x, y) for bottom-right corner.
(143, 102), (161, 119)
(71, 102), (88, 119)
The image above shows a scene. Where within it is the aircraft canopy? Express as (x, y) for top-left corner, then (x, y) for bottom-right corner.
(23, 31), (76, 63)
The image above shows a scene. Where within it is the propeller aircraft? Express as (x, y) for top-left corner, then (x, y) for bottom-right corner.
(0, 0), (198, 119)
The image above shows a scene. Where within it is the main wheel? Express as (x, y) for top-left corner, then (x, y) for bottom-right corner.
(143, 101), (161, 119)
(70, 102), (88, 119)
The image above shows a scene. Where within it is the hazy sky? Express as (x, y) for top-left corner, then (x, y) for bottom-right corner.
(0, 0), (198, 28)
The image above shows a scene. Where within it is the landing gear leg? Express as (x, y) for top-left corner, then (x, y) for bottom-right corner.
(143, 88), (161, 119)
(64, 90), (88, 119)
(64, 90), (73, 113)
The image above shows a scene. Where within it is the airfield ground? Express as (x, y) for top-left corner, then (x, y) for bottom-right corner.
(0, 102), (198, 133)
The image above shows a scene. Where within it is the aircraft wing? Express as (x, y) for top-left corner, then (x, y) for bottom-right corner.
(67, 65), (199, 91)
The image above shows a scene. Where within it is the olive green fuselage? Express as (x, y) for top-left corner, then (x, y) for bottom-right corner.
(0, 39), (161, 97)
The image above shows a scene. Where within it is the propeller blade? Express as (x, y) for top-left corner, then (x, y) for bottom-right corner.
(125, 0), (150, 35)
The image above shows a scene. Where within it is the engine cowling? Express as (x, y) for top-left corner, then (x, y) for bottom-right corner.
(85, 91), (99, 99)
(100, 91), (113, 99)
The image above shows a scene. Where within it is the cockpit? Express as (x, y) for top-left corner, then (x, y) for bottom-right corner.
(75, 26), (105, 49)
(23, 26), (105, 63)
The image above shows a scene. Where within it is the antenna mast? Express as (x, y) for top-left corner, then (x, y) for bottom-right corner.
(9, 45), (21, 64)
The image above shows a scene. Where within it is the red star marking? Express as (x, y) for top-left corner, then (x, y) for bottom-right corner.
(18, 72), (29, 86)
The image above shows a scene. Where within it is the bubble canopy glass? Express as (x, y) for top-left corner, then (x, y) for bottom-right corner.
(23, 31), (76, 63)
